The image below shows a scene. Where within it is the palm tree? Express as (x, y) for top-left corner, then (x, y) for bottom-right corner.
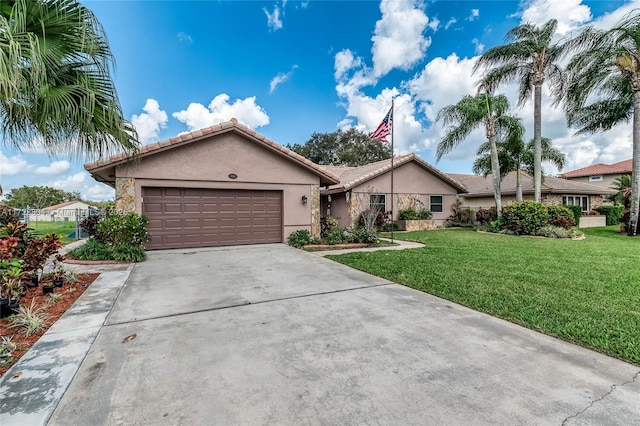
(0, 0), (139, 159)
(564, 11), (640, 236)
(473, 135), (566, 202)
(436, 92), (521, 215)
(473, 19), (565, 203)
(608, 174), (632, 208)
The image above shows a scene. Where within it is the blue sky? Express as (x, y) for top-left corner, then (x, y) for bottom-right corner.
(2, 0), (638, 201)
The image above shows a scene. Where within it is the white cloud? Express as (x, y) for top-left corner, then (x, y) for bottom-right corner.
(591, 0), (640, 30)
(264, 5), (283, 31)
(428, 17), (440, 32)
(371, 0), (431, 78)
(172, 94), (270, 131)
(177, 32), (193, 43)
(444, 17), (457, 30)
(519, 0), (591, 35)
(34, 160), (70, 176)
(47, 172), (115, 201)
(472, 38), (485, 54)
(334, 49), (362, 80)
(466, 9), (479, 21)
(131, 99), (168, 144)
(0, 152), (32, 176)
(269, 65), (298, 93)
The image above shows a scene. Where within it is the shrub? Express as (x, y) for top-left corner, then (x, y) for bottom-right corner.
(379, 222), (403, 232)
(350, 227), (378, 244)
(398, 208), (432, 220)
(9, 301), (49, 336)
(0, 205), (20, 226)
(476, 207), (498, 225)
(323, 227), (347, 245)
(564, 205), (582, 226)
(96, 212), (150, 247)
(67, 239), (114, 261)
(595, 205), (625, 226)
(501, 201), (550, 236)
(547, 205), (576, 229)
(536, 225), (572, 238)
(0, 335), (17, 357)
(287, 229), (311, 248)
(320, 217), (339, 237)
(79, 214), (104, 239)
(112, 244), (147, 262)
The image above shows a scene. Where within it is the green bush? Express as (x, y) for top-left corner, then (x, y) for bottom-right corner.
(547, 205), (576, 229)
(112, 244), (146, 262)
(350, 227), (378, 244)
(287, 229), (311, 248)
(564, 205), (582, 226)
(595, 205), (625, 225)
(379, 222), (403, 231)
(501, 201), (550, 236)
(67, 239), (114, 261)
(0, 205), (20, 226)
(323, 227), (347, 245)
(476, 207), (498, 225)
(398, 208), (432, 220)
(536, 225), (572, 238)
(96, 212), (150, 247)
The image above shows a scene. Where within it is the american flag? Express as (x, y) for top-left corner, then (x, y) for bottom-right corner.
(370, 106), (393, 143)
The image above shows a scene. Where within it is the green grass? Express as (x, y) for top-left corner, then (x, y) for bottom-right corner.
(328, 226), (640, 365)
(26, 221), (78, 245)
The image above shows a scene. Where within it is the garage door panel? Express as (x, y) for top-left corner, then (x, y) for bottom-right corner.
(143, 188), (282, 249)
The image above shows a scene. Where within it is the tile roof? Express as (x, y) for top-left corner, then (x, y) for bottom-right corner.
(562, 159), (632, 178)
(84, 118), (340, 186)
(43, 201), (93, 211)
(320, 154), (467, 193)
(449, 171), (616, 197)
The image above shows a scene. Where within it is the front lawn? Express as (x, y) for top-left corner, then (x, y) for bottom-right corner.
(328, 226), (640, 365)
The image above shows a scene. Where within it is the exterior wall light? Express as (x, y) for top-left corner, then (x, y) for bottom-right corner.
(301, 195), (308, 204)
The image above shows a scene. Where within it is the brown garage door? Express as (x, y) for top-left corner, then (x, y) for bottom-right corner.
(142, 187), (282, 250)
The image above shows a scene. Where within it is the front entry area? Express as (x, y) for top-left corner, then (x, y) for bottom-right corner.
(142, 187), (282, 249)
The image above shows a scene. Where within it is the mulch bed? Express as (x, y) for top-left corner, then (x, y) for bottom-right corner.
(0, 273), (100, 378)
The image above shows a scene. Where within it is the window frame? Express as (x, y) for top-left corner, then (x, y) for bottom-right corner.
(369, 194), (386, 212)
(429, 195), (444, 213)
(562, 195), (590, 212)
(589, 175), (604, 182)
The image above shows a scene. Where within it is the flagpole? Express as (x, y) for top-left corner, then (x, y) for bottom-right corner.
(390, 97), (394, 243)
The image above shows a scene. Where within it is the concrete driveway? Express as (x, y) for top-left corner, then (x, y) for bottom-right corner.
(49, 244), (639, 425)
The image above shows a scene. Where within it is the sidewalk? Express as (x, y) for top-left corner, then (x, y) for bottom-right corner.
(310, 237), (424, 256)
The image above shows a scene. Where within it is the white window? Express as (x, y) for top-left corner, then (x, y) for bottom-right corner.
(562, 195), (589, 212)
(430, 195), (444, 213)
(589, 175), (603, 182)
(369, 194), (386, 212)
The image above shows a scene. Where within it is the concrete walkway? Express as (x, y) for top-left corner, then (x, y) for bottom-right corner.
(1, 243), (639, 425)
(310, 237), (424, 256)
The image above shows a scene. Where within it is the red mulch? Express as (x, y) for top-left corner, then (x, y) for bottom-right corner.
(0, 273), (100, 378)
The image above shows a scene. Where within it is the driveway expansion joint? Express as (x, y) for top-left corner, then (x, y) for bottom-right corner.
(561, 369), (640, 425)
(104, 282), (394, 327)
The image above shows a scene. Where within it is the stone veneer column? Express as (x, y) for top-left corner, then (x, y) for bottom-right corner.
(115, 177), (136, 212)
(310, 184), (320, 238)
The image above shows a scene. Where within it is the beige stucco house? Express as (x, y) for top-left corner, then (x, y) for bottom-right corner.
(85, 119), (339, 250)
(561, 159), (631, 189)
(451, 171), (616, 212)
(29, 201), (96, 222)
(320, 154), (467, 228)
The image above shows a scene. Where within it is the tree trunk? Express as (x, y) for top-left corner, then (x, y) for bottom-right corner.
(488, 121), (502, 217)
(516, 168), (523, 202)
(628, 90), (640, 236)
(533, 83), (542, 203)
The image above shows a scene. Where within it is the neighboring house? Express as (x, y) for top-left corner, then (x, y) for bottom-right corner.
(84, 119), (339, 250)
(562, 159), (631, 189)
(320, 154), (467, 228)
(28, 201), (96, 222)
(450, 171), (616, 212)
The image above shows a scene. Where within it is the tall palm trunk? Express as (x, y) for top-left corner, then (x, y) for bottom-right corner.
(487, 118), (502, 216)
(533, 83), (542, 202)
(629, 89), (640, 236)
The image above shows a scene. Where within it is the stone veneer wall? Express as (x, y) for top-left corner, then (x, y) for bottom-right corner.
(542, 194), (605, 210)
(397, 194), (426, 211)
(310, 184), (320, 238)
(115, 177), (136, 212)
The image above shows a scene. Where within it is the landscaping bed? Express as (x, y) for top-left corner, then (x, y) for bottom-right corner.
(0, 273), (99, 377)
